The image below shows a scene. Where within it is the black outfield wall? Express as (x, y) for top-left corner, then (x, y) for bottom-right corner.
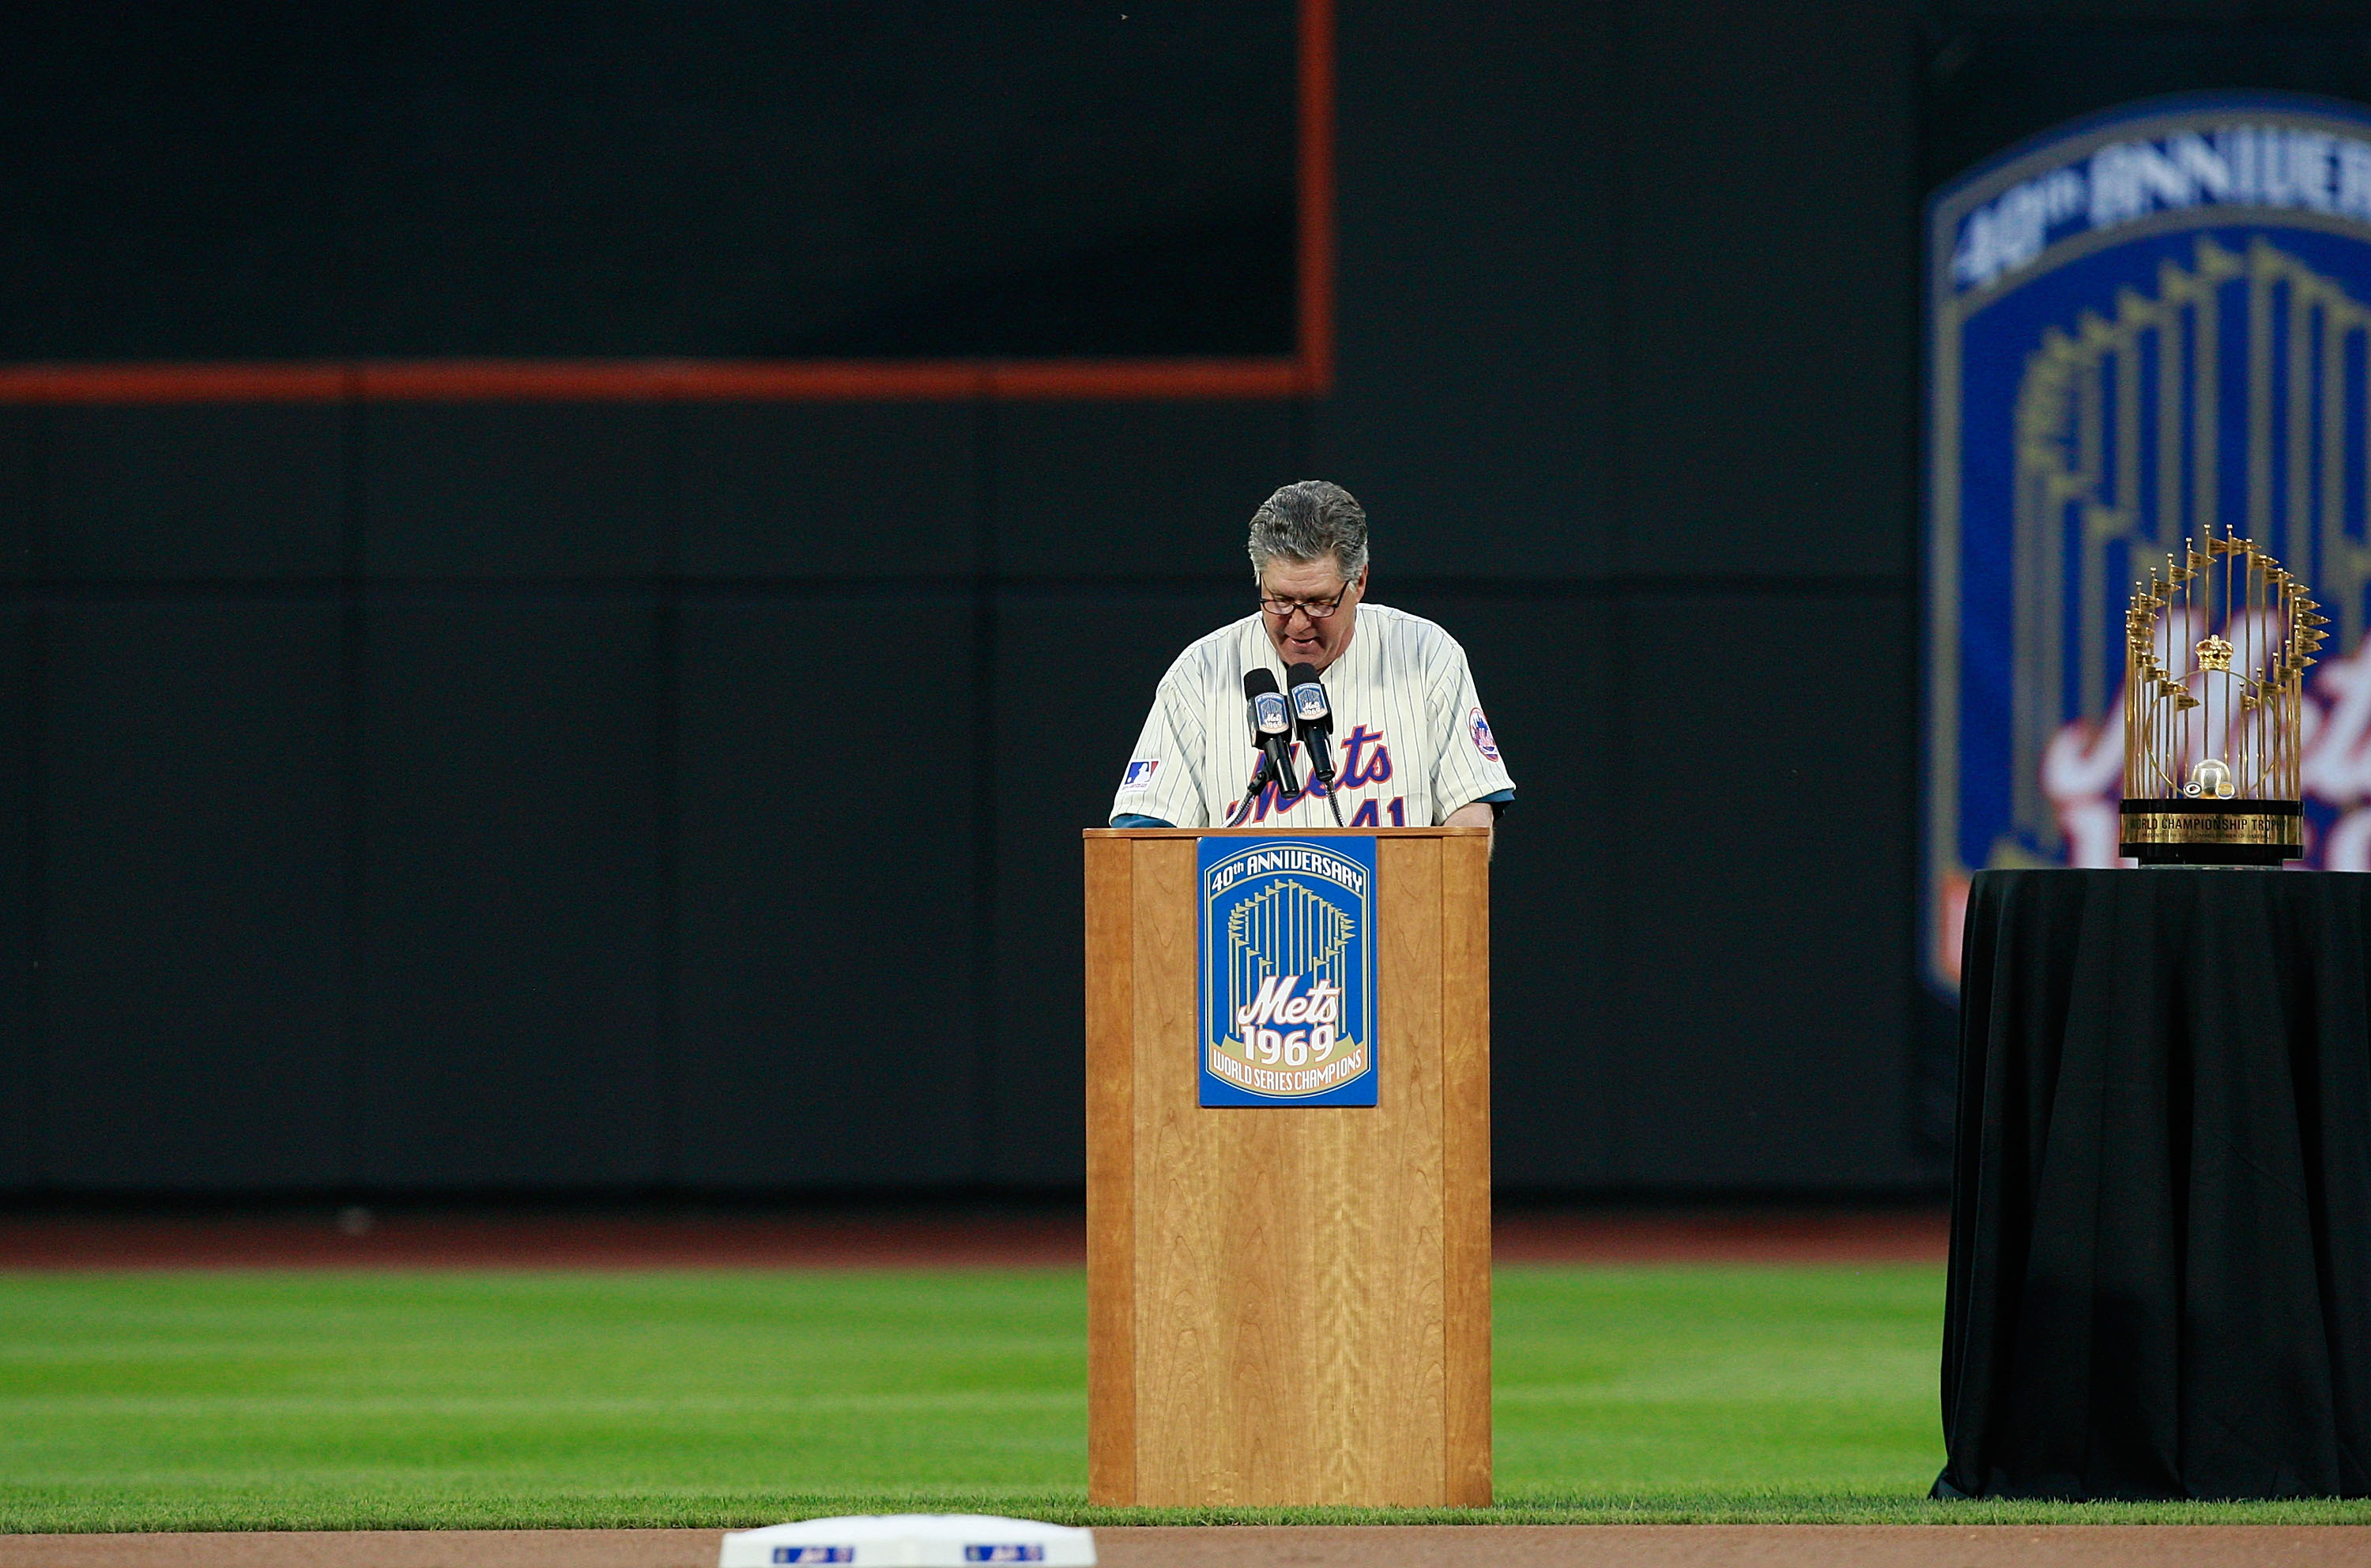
(16, 0), (2335, 1197)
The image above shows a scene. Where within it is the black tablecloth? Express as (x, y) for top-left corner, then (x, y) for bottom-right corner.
(1938, 869), (2371, 1500)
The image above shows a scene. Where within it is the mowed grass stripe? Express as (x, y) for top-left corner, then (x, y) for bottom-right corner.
(2, 1264), (2366, 1529)
(0, 1269), (1085, 1510)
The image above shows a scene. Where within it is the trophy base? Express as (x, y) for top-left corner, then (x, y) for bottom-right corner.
(2119, 799), (2303, 865)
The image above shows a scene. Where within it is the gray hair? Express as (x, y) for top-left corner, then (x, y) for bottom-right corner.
(1246, 481), (1369, 582)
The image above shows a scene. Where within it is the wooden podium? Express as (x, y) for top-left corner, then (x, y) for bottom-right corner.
(1081, 826), (1491, 1507)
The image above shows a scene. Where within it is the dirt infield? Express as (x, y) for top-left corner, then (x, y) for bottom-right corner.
(1, 1527), (2362, 1568)
(0, 1208), (1947, 1268)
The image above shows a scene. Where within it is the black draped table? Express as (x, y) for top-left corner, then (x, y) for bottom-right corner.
(1937, 869), (2371, 1500)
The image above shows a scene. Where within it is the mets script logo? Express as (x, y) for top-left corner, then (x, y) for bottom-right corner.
(1197, 835), (1378, 1107)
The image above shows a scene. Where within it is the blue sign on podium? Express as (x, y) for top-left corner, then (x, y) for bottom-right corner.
(1197, 835), (1378, 1107)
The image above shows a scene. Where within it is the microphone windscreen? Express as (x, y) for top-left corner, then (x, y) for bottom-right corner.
(1287, 662), (1329, 722)
(1243, 667), (1280, 697)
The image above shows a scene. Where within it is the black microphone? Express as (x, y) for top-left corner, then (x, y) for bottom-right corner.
(1286, 662), (1336, 786)
(1243, 667), (1301, 801)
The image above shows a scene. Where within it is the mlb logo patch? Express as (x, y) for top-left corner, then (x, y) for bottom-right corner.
(1468, 707), (1500, 763)
(1118, 759), (1159, 794)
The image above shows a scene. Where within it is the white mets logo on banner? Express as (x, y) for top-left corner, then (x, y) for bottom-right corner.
(1928, 92), (2371, 994)
(1197, 835), (1378, 1107)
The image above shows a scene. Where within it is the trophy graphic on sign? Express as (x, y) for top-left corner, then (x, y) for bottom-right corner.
(1220, 880), (1359, 1068)
(2120, 530), (2321, 864)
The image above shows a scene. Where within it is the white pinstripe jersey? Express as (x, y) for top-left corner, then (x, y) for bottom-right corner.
(1109, 602), (1515, 829)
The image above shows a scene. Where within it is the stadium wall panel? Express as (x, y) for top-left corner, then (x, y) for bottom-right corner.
(0, 606), (32, 1189)
(677, 405), (982, 580)
(36, 602), (346, 1188)
(1612, 1), (1917, 582)
(40, 407), (345, 581)
(1603, 588), (1921, 1188)
(991, 403), (1301, 579)
(361, 407), (675, 579)
(1315, 0), (1619, 582)
(352, 601), (668, 1188)
(674, 594), (985, 1187)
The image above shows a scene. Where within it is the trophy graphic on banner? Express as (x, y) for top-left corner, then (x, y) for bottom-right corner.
(2120, 530), (2321, 865)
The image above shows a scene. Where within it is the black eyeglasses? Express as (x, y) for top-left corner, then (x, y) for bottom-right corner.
(1257, 580), (1354, 620)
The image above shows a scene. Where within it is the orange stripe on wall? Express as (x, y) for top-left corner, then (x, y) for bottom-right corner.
(0, 363), (352, 404)
(0, 356), (1309, 405)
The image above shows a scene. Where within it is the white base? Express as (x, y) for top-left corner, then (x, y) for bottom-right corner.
(718, 1514), (1095, 1568)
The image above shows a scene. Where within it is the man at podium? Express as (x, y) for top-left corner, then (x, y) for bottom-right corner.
(1108, 480), (1515, 833)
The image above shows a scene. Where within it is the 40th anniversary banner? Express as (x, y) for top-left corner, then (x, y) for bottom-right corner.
(1928, 92), (2371, 994)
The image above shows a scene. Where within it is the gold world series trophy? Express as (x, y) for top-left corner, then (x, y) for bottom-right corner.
(2120, 530), (2321, 865)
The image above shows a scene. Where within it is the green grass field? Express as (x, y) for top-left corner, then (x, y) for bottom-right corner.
(0, 1263), (2363, 1532)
